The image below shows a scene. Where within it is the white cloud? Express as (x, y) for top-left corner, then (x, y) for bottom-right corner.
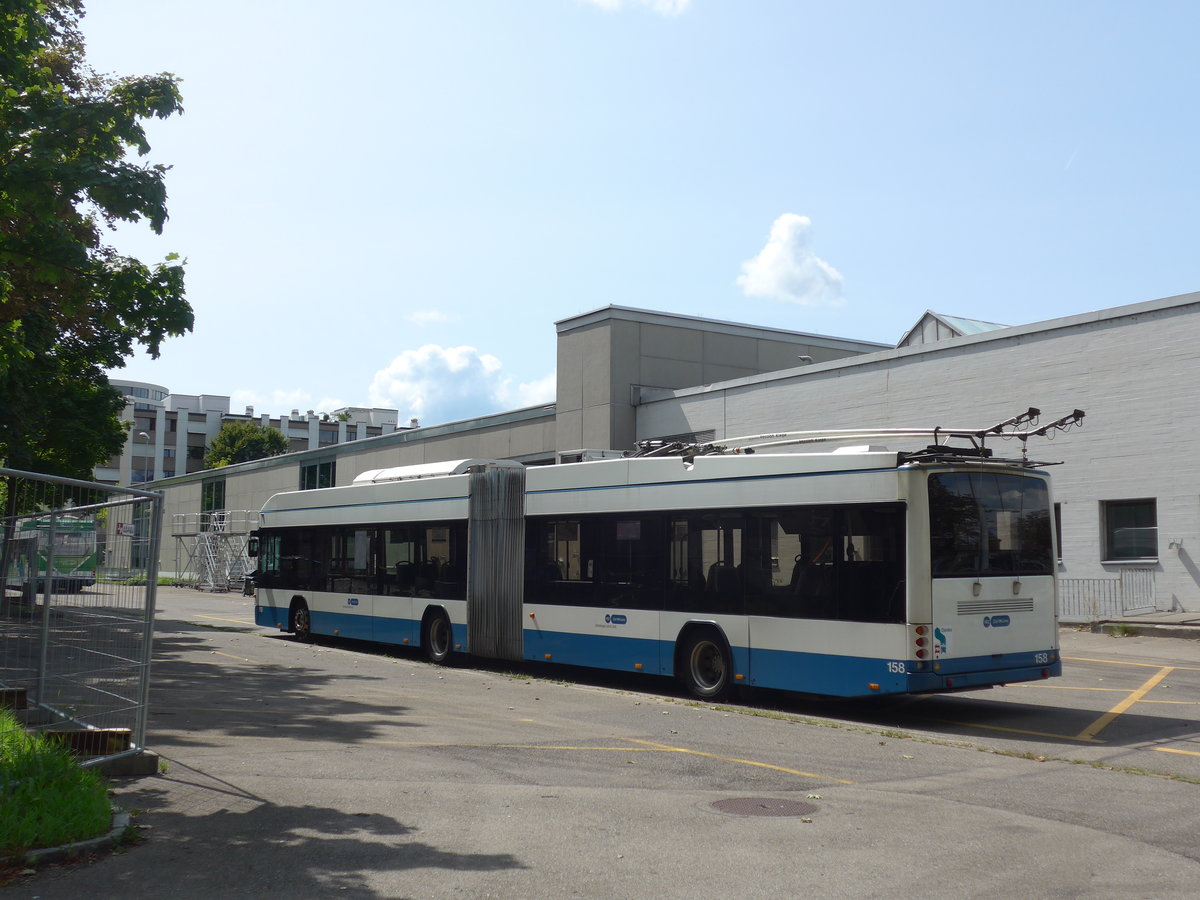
(406, 309), (462, 326)
(511, 371), (557, 408)
(368, 345), (508, 424)
(736, 213), (845, 307)
(232, 353), (555, 430)
(583, 0), (692, 16)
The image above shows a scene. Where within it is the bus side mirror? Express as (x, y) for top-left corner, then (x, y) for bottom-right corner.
(247, 535), (259, 558)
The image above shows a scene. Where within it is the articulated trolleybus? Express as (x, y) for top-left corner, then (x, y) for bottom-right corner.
(250, 409), (1083, 699)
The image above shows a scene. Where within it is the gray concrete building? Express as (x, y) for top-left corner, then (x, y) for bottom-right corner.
(98, 382), (401, 486)
(142, 294), (1200, 612)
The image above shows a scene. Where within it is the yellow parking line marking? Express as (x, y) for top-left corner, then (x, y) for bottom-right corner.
(1016, 684), (1136, 693)
(1064, 656), (1200, 672)
(365, 742), (649, 751)
(1074, 666), (1174, 742)
(627, 738), (855, 784)
(935, 720), (1103, 743)
(196, 614), (257, 626)
(209, 651), (256, 663)
(1015, 685), (1198, 705)
(1139, 700), (1200, 706)
(1154, 747), (1200, 758)
(362, 738), (854, 784)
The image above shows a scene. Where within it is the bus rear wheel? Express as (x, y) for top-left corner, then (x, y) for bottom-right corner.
(422, 609), (453, 664)
(290, 600), (312, 642)
(679, 631), (732, 700)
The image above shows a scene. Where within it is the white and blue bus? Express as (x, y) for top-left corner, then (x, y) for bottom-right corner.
(251, 419), (1076, 699)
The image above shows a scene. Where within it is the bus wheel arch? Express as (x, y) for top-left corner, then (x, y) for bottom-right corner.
(289, 597), (312, 642)
(675, 624), (733, 700)
(420, 606), (454, 664)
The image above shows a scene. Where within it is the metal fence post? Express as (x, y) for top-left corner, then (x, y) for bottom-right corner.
(133, 492), (164, 751)
(36, 509), (59, 707)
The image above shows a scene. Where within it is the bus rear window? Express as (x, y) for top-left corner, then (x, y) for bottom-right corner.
(929, 472), (1052, 577)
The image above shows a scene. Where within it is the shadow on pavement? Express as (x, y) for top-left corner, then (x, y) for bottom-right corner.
(143, 632), (422, 749)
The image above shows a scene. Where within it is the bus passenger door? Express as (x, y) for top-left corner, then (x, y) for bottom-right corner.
(325, 527), (375, 641)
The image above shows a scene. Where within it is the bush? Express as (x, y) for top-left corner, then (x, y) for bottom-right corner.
(0, 710), (112, 858)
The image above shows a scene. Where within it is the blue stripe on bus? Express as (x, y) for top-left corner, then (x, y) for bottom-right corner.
(255, 606), (460, 654)
(523, 628), (671, 674)
(255, 605), (1059, 698)
(902, 660), (1061, 693)
(520, 630), (1058, 697)
(309, 609), (375, 641)
(372, 616), (419, 647)
(256, 605), (288, 629)
(747, 647), (1060, 696)
(748, 646), (909, 695)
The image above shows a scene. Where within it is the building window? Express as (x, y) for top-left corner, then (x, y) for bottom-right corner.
(1103, 499), (1157, 561)
(300, 460), (335, 491)
(202, 478), (226, 514)
(163, 448), (176, 459)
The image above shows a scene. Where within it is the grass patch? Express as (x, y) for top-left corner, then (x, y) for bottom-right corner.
(0, 710), (112, 859)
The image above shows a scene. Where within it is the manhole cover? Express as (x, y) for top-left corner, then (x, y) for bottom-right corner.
(711, 797), (819, 818)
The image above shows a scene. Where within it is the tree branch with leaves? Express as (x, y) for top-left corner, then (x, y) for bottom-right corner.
(204, 421), (289, 469)
(0, 0), (193, 476)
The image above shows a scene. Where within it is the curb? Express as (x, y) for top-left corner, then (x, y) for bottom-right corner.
(3, 808), (132, 868)
(1092, 623), (1200, 640)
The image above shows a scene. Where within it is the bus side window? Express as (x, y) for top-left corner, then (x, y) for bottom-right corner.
(257, 534), (282, 584)
(434, 525), (467, 600)
(385, 527), (416, 595)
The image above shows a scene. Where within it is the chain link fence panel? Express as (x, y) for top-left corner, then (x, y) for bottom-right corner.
(1, 468), (162, 767)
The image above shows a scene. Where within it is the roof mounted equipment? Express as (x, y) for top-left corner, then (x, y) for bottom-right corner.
(630, 408), (1085, 468)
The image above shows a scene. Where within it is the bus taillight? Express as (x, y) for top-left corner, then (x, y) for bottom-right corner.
(913, 624), (931, 658)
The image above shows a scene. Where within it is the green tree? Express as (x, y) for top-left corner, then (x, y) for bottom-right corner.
(205, 422), (289, 468)
(0, 0), (192, 477)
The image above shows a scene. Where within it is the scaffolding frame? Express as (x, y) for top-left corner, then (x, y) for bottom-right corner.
(172, 510), (259, 592)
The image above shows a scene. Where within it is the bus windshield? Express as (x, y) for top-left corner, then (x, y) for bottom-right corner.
(929, 471), (1052, 577)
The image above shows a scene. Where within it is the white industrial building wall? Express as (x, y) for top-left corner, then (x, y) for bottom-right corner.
(635, 292), (1200, 611)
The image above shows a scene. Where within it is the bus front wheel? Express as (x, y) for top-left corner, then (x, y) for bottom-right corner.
(290, 600), (312, 642)
(422, 609), (453, 664)
(679, 630), (732, 700)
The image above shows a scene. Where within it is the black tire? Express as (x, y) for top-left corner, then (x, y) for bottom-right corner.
(679, 630), (732, 700)
(422, 609), (453, 664)
(290, 600), (312, 642)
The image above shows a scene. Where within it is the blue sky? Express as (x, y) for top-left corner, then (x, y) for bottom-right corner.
(84, 0), (1200, 425)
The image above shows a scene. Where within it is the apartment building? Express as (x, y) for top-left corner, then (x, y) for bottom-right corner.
(95, 382), (401, 486)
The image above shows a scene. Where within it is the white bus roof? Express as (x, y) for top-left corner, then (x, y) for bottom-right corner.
(352, 458), (523, 485)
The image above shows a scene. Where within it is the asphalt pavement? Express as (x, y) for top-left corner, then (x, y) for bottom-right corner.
(5, 588), (1199, 899)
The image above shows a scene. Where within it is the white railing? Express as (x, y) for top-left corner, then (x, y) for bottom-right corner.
(1059, 568), (1156, 623)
